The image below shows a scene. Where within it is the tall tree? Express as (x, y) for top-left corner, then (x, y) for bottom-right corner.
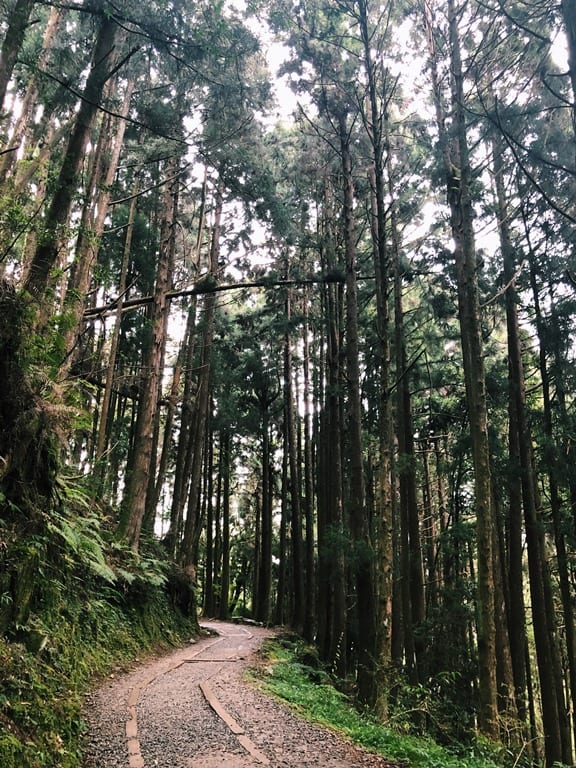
(180, 184), (223, 565)
(422, 0), (498, 735)
(22, 8), (120, 300)
(120, 150), (181, 550)
(338, 107), (378, 705)
(0, 0), (36, 113)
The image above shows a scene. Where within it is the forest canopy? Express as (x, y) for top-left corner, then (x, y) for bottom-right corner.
(1, 0), (576, 765)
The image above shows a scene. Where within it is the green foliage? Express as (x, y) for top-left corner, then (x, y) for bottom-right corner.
(255, 637), (517, 768)
(0, 554), (198, 768)
(0, 469), (198, 768)
(0, 583), (197, 768)
(48, 506), (117, 585)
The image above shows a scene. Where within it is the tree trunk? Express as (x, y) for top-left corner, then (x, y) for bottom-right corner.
(95, 173), (139, 468)
(149, 354), (183, 524)
(275, 417), (289, 626)
(316, 183), (347, 675)
(180, 185), (222, 565)
(357, 0), (394, 714)
(301, 290), (316, 643)
(255, 404), (272, 623)
(339, 110), (377, 706)
(219, 430), (231, 620)
(166, 172), (207, 554)
(284, 289), (304, 631)
(168, 300), (198, 553)
(22, 13), (119, 300)
(0, 0), (36, 113)
(491, 488), (517, 720)
(423, 0), (498, 735)
(524, 244), (573, 764)
(120, 156), (179, 550)
(390, 182), (425, 683)
(0, 7), (64, 184)
(493, 135), (568, 762)
(204, 428), (216, 617)
(59, 80), (134, 381)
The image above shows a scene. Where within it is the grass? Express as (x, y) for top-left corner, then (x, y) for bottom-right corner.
(253, 636), (528, 768)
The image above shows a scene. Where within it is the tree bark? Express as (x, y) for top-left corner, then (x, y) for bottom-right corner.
(284, 288), (305, 631)
(180, 185), (222, 565)
(423, 0), (499, 735)
(0, 0), (36, 114)
(59, 80), (134, 381)
(493, 134), (568, 762)
(0, 7), (64, 184)
(339, 110), (377, 707)
(523, 236), (573, 764)
(218, 430), (231, 620)
(255, 402), (273, 624)
(316, 182), (347, 675)
(22, 12), (119, 300)
(120, 155), (179, 550)
(301, 290), (316, 643)
(357, 0), (394, 715)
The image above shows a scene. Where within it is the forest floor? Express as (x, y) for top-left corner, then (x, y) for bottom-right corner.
(82, 619), (400, 768)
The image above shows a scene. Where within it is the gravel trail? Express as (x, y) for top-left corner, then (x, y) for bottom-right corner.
(82, 620), (398, 768)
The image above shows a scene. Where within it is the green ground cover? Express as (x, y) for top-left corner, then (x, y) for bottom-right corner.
(255, 636), (537, 768)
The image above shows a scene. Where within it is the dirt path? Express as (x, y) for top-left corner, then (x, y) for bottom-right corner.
(82, 620), (397, 768)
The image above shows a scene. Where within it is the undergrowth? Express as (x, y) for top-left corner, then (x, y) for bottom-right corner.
(0, 504), (199, 768)
(254, 636), (537, 768)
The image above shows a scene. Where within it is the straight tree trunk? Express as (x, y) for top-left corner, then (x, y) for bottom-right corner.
(316, 184), (347, 675)
(390, 182), (425, 682)
(0, 0), (36, 113)
(168, 173), (207, 553)
(275, 418), (289, 626)
(0, 7), (64, 183)
(538, 283), (576, 750)
(59, 80), (134, 381)
(301, 290), (316, 643)
(23, 12), (118, 300)
(252, 490), (261, 620)
(523, 233), (573, 764)
(149, 354), (183, 523)
(219, 430), (231, 620)
(423, 0), (498, 735)
(493, 136), (566, 761)
(255, 403), (272, 623)
(95, 173), (139, 468)
(284, 289), (305, 631)
(490, 488), (517, 720)
(204, 428), (216, 617)
(357, 0), (394, 714)
(338, 110), (377, 707)
(506, 406), (530, 718)
(120, 156), (179, 550)
(180, 185), (222, 565)
(168, 300), (198, 552)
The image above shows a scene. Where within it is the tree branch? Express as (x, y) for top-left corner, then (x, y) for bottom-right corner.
(83, 273), (375, 319)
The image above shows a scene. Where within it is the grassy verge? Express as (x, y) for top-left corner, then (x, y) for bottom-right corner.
(253, 636), (528, 768)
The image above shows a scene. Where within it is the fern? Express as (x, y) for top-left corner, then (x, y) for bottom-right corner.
(48, 509), (117, 586)
(87, 560), (117, 584)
